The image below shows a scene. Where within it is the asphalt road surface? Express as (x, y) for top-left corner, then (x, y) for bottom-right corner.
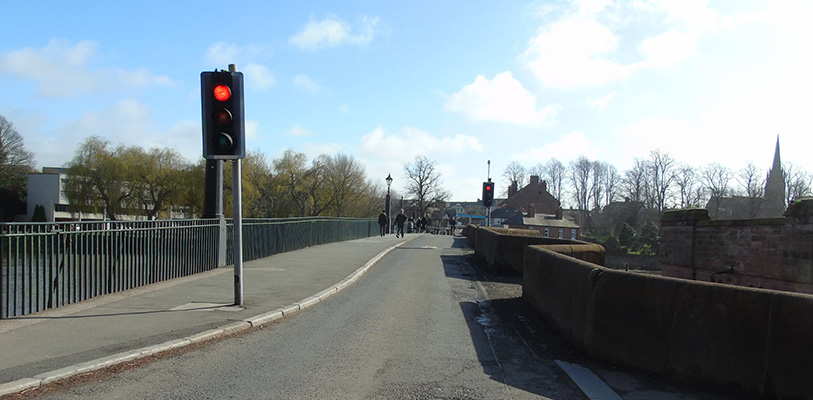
(20, 235), (737, 400)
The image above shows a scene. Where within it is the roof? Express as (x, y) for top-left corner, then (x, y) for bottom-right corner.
(490, 208), (518, 219)
(457, 214), (486, 219)
(502, 213), (580, 229)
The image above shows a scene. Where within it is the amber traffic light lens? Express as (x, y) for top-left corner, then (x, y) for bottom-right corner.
(212, 109), (232, 125)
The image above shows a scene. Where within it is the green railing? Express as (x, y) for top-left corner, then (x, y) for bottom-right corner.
(1, 217), (375, 319)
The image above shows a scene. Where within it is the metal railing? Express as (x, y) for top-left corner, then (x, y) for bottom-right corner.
(1, 217), (375, 319)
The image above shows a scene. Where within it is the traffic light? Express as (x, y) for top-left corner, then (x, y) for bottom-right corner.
(482, 181), (494, 207)
(201, 70), (245, 159)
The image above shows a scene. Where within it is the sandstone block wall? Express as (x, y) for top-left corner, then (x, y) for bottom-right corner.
(523, 245), (813, 399)
(660, 200), (813, 294)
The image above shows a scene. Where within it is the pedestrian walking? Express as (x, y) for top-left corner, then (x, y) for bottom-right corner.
(449, 217), (456, 236)
(395, 209), (407, 238)
(378, 210), (388, 237)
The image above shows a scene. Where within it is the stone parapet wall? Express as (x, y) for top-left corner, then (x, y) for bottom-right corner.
(660, 199), (813, 294)
(463, 225), (601, 274)
(523, 245), (813, 399)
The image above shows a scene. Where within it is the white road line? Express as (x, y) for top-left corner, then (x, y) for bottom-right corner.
(555, 360), (623, 400)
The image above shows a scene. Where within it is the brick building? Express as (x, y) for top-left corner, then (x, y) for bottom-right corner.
(496, 175), (580, 237)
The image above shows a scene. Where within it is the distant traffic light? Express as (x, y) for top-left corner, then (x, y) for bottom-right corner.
(201, 70), (245, 159)
(482, 181), (494, 207)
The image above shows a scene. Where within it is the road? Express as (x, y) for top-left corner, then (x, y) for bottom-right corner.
(22, 235), (736, 399)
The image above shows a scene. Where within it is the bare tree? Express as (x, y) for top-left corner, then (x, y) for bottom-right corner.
(737, 162), (765, 198)
(621, 158), (647, 203)
(539, 158), (566, 204)
(403, 155), (450, 217)
(648, 149), (676, 212)
(0, 116), (35, 214)
(503, 161), (527, 193)
(784, 162), (812, 204)
(570, 156), (592, 224)
(702, 163), (732, 198)
(590, 161), (607, 211)
(674, 163), (704, 208)
(604, 164), (620, 206)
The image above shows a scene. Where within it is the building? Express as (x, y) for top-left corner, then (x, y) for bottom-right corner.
(26, 167), (80, 222)
(705, 136), (786, 220)
(492, 174), (580, 236)
(502, 208), (581, 239)
(500, 175), (561, 214)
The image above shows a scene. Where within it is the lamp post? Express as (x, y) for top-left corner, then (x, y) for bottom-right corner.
(385, 173), (393, 234)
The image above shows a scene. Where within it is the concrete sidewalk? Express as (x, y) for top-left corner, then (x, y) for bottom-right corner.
(0, 234), (413, 396)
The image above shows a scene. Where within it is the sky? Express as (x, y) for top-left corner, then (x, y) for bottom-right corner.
(2, 0), (812, 202)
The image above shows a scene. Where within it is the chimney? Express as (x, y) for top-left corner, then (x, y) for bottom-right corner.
(555, 207), (563, 219)
(530, 175), (540, 186)
(508, 180), (518, 198)
(528, 203), (535, 218)
(542, 180), (547, 192)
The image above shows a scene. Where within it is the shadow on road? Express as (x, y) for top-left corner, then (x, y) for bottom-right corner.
(438, 236), (589, 399)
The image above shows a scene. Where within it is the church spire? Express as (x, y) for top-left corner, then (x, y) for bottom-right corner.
(771, 135), (782, 174)
(763, 135), (786, 217)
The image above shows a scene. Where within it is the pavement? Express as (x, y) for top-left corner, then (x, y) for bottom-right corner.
(0, 234), (414, 397)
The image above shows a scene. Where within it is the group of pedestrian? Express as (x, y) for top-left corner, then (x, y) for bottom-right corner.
(414, 216), (430, 233)
(377, 210), (433, 237)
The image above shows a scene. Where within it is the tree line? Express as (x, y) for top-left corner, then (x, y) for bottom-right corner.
(503, 149), (813, 234)
(62, 137), (451, 221)
(62, 137), (387, 220)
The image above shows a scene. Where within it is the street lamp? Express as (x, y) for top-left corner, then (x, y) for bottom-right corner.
(385, 174), (393, 234)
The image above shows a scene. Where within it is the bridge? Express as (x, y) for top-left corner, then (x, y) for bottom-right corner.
(1, 216), (810, 398)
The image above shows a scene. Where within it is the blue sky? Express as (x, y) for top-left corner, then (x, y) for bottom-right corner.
(2, 1), (811, 202)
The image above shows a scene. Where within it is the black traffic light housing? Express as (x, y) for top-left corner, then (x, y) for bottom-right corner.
(482, 181), (494, 207)
(201, 70), (245, 159)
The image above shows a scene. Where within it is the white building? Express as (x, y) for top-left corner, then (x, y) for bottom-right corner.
(26, 167), (190, 222)
(25, 167), (89, 222)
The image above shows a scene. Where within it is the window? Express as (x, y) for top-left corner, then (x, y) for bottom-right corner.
(544, 228), (549, 237)
(571, 229), (576, 239)
(558, 228), (563, 238)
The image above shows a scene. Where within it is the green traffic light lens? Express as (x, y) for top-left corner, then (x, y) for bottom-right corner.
(215, 133), (234, 150)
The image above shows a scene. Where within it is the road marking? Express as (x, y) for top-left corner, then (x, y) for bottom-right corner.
(170, 303), (244, 312)
(555, 360), (622, 400)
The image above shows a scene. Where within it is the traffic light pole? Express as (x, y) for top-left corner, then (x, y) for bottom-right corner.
(229, 64), (244, 307)
(233, 159), (243, 306)
(216, 160), (227, 267)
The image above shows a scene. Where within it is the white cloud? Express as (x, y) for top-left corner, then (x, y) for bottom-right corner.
(243, 63), (276, 90)
(204, 42), (264, 68)
(293, 74), (322, 93)
(639, 30), (697, 68)
(285, 125), (313, 137)
(289, 15), (380, 51)
(522, 0), (726, 88)
(615, 118), (695, 165)
(0, 39), (172, 97)
(586, 93), (614, 111)
(523, 16), (636, 88)
(360, 126), (483, 161)
(511, 131), (598, 165)
(445, 72), (555, 125)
